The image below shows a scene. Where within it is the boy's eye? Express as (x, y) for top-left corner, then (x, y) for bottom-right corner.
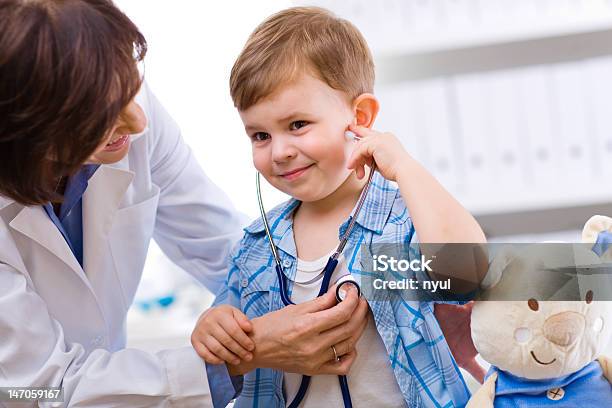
(251, 132), (270, 142)
(289, 120), (309, 131)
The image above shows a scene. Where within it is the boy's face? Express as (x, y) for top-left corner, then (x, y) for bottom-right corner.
(239, 73), (355, 202)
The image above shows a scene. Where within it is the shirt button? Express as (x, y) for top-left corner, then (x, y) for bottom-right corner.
(547, 387), (565, 400)
(241, 278), (249, 288)
(282, 259), (292, 268)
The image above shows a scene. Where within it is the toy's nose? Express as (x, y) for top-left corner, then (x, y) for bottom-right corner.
(543, 311), (585, 347)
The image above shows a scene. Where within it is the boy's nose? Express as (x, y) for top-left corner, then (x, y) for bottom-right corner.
(271, 137), (298, 163)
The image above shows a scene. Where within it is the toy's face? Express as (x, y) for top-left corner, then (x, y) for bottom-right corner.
(472, 299), (612, 379)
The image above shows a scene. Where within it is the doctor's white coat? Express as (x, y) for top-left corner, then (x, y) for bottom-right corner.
(0, 84), (244, 407)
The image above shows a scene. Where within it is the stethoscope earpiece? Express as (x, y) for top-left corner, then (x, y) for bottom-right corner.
(344, 130), (360, 141)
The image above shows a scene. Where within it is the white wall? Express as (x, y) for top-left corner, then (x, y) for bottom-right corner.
(116, 0), (292, 219)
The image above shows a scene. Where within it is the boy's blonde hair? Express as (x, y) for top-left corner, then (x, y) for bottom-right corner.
(230, 6), (375, 111)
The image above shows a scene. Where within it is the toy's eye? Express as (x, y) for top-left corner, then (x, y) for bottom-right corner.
(528, 298), (539, 311)
(586, 290), (594, 304)
(593, 316), (604, 332)
(514, 327), (532, 344)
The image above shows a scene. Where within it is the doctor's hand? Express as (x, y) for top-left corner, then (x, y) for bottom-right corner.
(346, 124), (411, 183)
(191, 305), (255, 366)
(228, 286), (368, 377)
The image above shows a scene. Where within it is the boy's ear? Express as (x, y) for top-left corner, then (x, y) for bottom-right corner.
(352, 93), (379, 128)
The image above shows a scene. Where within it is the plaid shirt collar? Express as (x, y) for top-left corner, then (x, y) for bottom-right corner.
(244, 171), (397, 239)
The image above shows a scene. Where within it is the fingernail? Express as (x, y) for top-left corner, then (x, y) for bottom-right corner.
(245, 353), (253, 361)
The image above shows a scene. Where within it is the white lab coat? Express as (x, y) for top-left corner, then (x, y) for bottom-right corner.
(0, 84), (245, 407)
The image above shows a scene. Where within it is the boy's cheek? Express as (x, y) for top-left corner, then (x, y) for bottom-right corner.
(251, 151), (267, 173)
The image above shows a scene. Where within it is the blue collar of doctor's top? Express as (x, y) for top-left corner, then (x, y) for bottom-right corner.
(243, 171), (399, 257)
(42, 164), (100, 267)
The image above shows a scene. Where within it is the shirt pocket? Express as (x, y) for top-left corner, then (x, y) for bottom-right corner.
(238, 266), (275, 319)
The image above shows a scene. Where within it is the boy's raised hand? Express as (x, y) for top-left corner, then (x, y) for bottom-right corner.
(191, 304), (255, 365)
(346, 124), (410, 182)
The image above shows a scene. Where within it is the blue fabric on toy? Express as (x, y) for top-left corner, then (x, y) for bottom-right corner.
(592, 230), (612, 257)
(485, 361), (612, 407)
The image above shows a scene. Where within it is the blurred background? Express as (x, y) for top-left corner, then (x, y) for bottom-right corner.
(114, 0), (612, 388)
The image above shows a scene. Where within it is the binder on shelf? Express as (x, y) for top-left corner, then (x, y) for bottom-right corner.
(549, 62), (594, 185)
(513, 65), (561, 193)
(584, 56), (612, 181)
(453, 74), (492, 196)
(479, 70), (526, 193)
(418, 78), (462, 195)
(376, 81), (429, 171)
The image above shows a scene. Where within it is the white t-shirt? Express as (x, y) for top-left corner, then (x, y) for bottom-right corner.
(283, 251), (406, 407)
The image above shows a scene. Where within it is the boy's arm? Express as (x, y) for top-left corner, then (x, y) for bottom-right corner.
(347, 124), (488, 295)
(394, 155), (488, 294)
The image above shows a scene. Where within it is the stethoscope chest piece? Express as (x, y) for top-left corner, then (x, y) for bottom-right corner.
(335, 274), (361, 302)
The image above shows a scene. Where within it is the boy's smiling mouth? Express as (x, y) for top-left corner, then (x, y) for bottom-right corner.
(279, 164), (314, 181)
(530, 350), (556, 365)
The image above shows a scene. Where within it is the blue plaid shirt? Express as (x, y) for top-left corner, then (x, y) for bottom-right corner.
(207, 172), (471, 407)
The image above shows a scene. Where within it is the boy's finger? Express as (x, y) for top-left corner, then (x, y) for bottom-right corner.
(203, 335), (242, 365)
(356, 164), (365, 179)
(233, 309), (254, 334)
(349, 124), (377, 139)
(212, 323), (253, 360)
(193, 342), (224, 365)
(348, 141), (375, 171)
(220, 317), (255, 352)
(347, 145), (369, 171)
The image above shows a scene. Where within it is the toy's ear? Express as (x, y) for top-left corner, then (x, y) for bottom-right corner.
(582, 215), (612, 242)
(482, 246), (518, 290)
(583, 215), (612, 260)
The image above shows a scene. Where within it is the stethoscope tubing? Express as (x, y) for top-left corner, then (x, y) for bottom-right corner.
(256, 166), (375, 408)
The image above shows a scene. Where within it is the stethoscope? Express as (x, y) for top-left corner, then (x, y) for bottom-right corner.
(255, 131), (375, 408)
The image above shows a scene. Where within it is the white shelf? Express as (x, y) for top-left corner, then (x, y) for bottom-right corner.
(303, 0), (612, 56)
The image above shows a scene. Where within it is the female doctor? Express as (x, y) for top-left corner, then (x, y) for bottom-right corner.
(0, 1), (372, 406)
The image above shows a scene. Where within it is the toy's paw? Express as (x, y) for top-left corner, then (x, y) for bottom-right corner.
(583, 215), (612, 261)
(597, 356), (612, 383)
(481, 247), (516, 290)
(466, 371), (497, 408)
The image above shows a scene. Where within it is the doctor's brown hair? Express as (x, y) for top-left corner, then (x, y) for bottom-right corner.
(0, 0), (146, 205)
(229, 6), (375, 111)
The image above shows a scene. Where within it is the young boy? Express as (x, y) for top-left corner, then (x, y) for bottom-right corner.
(194, 7), (486, 408)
